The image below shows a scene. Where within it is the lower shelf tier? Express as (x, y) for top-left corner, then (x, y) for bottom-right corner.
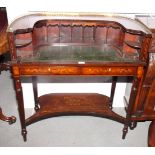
(26, 93), (126, 126)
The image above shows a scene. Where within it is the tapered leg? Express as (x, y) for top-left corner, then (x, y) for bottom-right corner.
(122, 123), (128, 139)
(32, 77), (39, 111)
(122, 121), (137, 138)
(109, 76), (117, 109)
(122, 77), (140, 139)
(148, 120), (155, 147)
(14, 77), (27, 141)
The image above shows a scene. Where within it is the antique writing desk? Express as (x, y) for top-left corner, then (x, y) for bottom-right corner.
(7, 13), (154, 145)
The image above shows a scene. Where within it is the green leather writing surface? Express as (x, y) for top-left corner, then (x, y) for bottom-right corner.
(21, 44), (138, 63)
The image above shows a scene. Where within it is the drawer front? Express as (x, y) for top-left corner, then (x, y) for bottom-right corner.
(81, 67), (137, 76)
(12, 65), (138, 76)
(144, 80), (155, 115)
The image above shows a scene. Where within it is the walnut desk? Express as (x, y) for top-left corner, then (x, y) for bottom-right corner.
(0, 7), (16, 124)
(7, 13), (153, 145)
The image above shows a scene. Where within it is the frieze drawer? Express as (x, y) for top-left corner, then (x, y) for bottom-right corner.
(12, 65), (138, 76)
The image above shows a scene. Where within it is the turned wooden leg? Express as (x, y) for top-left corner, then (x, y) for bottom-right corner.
(148, 120), (155, 147)
(122, 123), (128, 139)
(32, 77), (39, 111)
(14, 77), (27, 141)
(109, 76), (117, 109)
(0, 107), (16, 124)
(122, 121), (138, 139)
(122, 77), (140, 139)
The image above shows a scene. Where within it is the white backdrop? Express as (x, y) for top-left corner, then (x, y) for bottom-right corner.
(1, 0), (155, 24)
(1, 0), (154, 108)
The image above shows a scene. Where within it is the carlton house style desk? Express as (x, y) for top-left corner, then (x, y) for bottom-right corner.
(2, 12), (155, 146)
